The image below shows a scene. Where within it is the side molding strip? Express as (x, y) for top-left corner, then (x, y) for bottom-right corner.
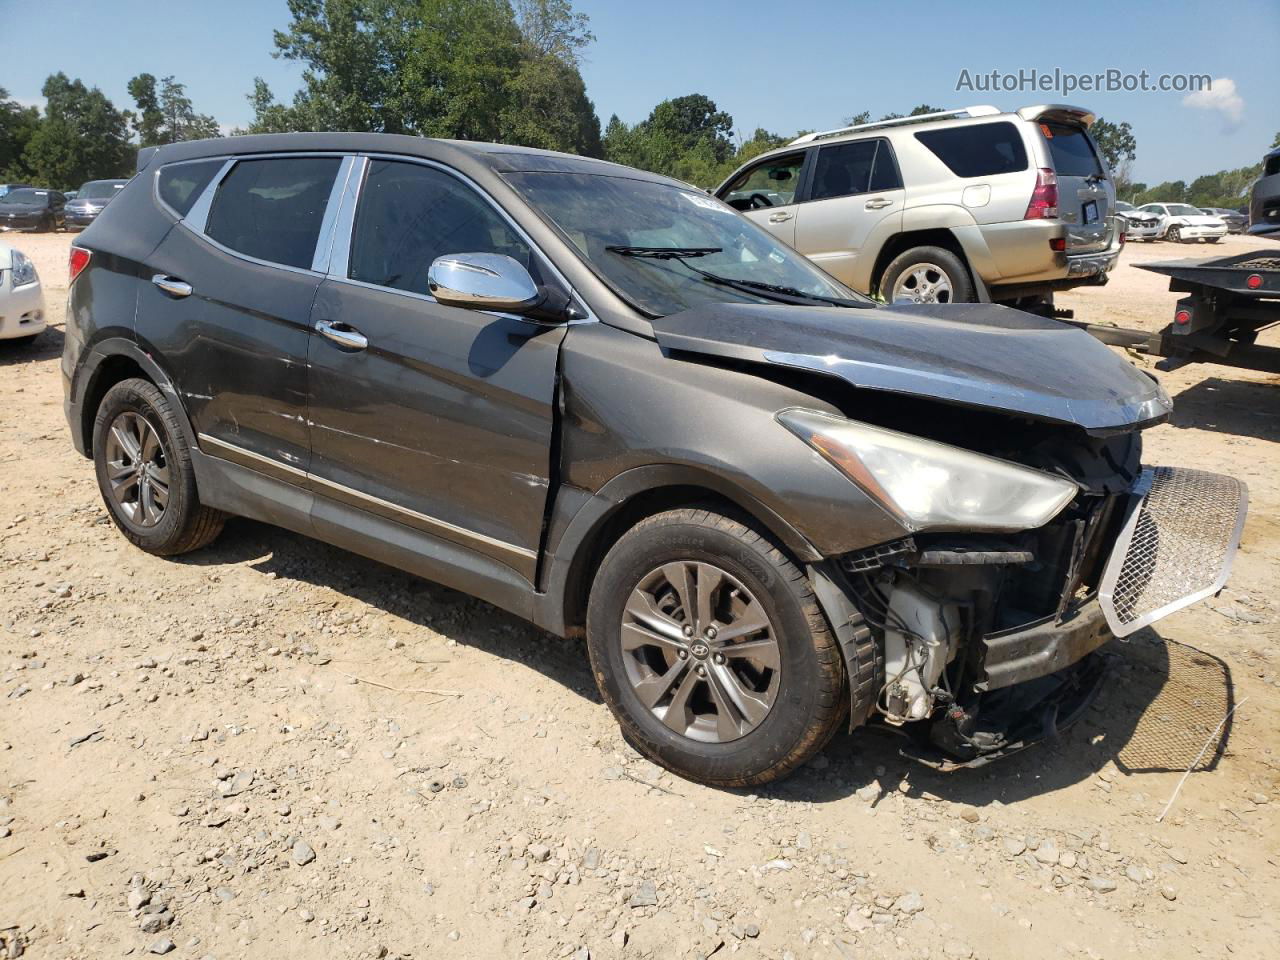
(197, 433), (536, 562)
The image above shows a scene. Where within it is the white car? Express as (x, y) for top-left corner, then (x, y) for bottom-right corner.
(1114, 201), (1161, 241)
(0, 243), (47, 346)
(1138, 202), (1228, 243)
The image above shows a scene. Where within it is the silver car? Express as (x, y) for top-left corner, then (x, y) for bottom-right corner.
(715, 105), (1120, 306)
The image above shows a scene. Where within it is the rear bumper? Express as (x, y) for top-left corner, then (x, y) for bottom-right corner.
(980, 598), (1112, 691)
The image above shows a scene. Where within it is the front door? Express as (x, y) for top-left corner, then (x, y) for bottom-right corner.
(718, 151), (809, 247)
(306, 158), (566, 582)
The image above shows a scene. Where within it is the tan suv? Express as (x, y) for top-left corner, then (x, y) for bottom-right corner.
(714, 105), (1120, 307)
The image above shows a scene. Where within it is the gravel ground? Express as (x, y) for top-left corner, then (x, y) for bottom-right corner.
(0, 231), (1277, 960)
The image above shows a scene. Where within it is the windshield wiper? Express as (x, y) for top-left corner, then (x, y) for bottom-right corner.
(607, 245), (866, 308)
(605, 245), (722, 259)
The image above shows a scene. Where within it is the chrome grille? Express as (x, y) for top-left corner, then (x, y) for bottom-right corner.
(1099, 468), (1247, 637)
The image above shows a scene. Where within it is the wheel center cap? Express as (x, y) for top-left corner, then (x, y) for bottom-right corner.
(689, 641), (710, 660)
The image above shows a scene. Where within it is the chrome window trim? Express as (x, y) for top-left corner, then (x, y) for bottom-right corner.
(310, 156), (358, 274)
(182, 158), (236, 232)
(328, 152), (597, 324)
(325, 156), (367, 280)
(197, 433), (536, 562)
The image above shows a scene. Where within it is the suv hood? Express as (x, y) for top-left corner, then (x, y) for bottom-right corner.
(651, 302), (1171, 435)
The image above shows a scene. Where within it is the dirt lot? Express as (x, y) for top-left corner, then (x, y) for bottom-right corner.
(1, 231), (1277, 960)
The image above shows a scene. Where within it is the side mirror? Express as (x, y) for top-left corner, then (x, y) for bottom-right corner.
(427, 253), (540, 312)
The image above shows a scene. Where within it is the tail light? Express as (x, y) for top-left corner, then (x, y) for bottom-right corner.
(1174, 309), (1192, 326)
(1024, 168), (1059, 220)
(1246, 274), (1263, 290)
(69, 246), (92, 284)
(1049, 237), (1066, 252)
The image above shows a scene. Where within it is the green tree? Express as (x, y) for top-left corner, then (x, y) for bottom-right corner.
(158, 76), (221, 141)
(237, 78), (303, 135)
(22, 73), (132, 190)
(1133, 180), (1188, 205)
(1273, 131), (1279, 149)
(127, 73), (165, 146)
(273, 0), (600, 148)
(502, 54), (601, 155)
(513, 0), (593, 65)
(129, 73), (219, 144)
(843, 104), (943, 127)
(0, 88), (41, 180)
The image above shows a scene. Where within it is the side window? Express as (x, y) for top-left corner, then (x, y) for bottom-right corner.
(810, 139), (901, 200)
(348, 160), (533, 296)
(205, 157), (342, 269)
(720, 153), (806, 209)
(158, 160), (223, 217)
(914, 121), (1028, 178)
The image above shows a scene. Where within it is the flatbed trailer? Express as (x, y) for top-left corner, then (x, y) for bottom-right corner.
(1066, 248), (1280, 373)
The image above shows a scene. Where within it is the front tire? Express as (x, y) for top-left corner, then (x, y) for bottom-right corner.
(586, 508), (847, 787)
(881, 246), (975, 304)
(1207, 236), (1220, 244)
(92, 378), (224, 556)
(1168, 225), (1183, 243)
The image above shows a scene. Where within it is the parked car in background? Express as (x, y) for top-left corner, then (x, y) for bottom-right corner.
(64, 191), (78, 201)
(0, 242), (46, 346)
(1114, 201), (1161, 241)
(1139, 202), (1228, 243)
(0, 183), (33, 200)
(1198, 206), (1247, 234)
(62, 132), (1247, 785)
(0, 188), (66, 232)
(1250, 146), (1280, 236)
(65, 179), (129, 230)
(715, 104), (1120, 308)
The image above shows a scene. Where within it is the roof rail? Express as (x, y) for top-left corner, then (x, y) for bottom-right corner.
(789, 105), (1002, 145)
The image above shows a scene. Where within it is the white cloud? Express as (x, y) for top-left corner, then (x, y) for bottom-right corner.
(1182, 77), (1244, 128)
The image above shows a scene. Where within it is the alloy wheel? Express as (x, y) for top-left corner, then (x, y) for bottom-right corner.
(103, 411), (170, 528)
(892, 263), (953, 304)
(620, 561), (781, 743)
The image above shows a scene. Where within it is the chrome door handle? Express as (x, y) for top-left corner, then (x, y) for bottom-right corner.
(768, 211), (793, 223)
(864, 198), (893, 210)
(151, 275), (192, 298)
(315, 319), (368, 351)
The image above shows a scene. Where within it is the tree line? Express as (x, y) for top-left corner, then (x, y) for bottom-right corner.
(2, 0), (1276, 206)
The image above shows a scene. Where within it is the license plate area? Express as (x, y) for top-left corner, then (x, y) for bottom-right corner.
(1083, 200), (1099, 224)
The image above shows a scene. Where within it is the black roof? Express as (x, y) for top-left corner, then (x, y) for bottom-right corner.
(139, 133), (677, 187)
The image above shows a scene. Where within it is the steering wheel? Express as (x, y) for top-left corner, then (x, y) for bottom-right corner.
(747, 192), (775, 209)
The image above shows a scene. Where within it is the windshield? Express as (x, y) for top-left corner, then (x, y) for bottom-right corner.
(79, 180), (125, 200)
(502, 171), (864, 316)
(1167, 204), (1202, 216)
(0, 189), (49, 205)
(1115, 201), (1133, 211)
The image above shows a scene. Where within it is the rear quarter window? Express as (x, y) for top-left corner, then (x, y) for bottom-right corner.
(914, 121), (1028, 178)
(157, 161), (223, 217)
(205, 157), (342, 269)
(1040, 122), (1104, 178)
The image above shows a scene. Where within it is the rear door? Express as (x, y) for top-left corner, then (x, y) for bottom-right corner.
(716, 151), (809, 246)
(305, 157), (566, 582)
(1039, 121), (1113, 253)
(792, 138), (903, 287)
(135, 154), (347, 476)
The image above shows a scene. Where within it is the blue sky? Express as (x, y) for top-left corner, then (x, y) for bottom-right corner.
(4, 0), (1277, 185)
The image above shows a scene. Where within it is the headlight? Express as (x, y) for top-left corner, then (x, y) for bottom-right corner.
(10, 250), (38, 287)
(778, 408), (1078, 533)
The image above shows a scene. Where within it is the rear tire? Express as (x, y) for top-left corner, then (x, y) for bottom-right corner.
(881, 246), (975, 304)
(586, 508), (848, 787)
(92, 378), (225, 556)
